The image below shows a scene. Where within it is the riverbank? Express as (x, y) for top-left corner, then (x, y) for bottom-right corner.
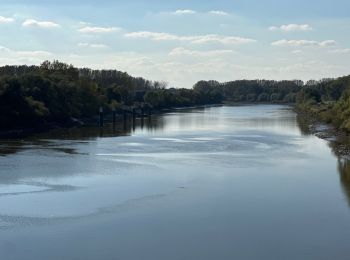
(0, 104), (222, 139)
(295, 108), (350, 158)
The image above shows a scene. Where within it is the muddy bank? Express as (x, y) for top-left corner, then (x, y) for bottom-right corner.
(296, 110), (350, 158)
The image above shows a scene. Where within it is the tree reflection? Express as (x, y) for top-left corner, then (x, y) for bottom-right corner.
(296, 112), (350, 206)
(338, 158), (350, 206)
(296, 112), (313, 136)
(0, 115), (165, 156)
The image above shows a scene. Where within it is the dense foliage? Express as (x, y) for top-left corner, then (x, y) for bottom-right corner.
(295, 75), (350, 132)
(0, 61), (220, 130)
(194, 79), (303, 103)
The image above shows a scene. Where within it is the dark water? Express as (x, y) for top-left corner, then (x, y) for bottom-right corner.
(0, 105), (350, 260)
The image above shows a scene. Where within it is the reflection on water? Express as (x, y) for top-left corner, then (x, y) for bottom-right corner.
(296, 112), (350, 206)
(1, 105), (350, 260)
(338, 158), (350, 206)
(0, 116), (166, 156)
(296, 112), (313, 136)
(297, 112), (350, 206)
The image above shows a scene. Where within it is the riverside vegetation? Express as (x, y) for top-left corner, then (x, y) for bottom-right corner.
(0, 61), (223, 130)
(0, 60), (349, 133)
(295, 75), (350, 132)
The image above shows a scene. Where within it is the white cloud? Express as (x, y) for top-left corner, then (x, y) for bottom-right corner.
(16, 51), (53, 57)
(78, 26), (120, 33)
(319, 40), (337, 47)
(269, 24), (313, 32)
(163, 9), (230, 16)
(124, 31), (256, 45)
(292, 50), (302, 54)
(172, 9), (197, 15)
(169, 47), (235, 57)
(191, 35), (255, 45)
(0, 16), (15, 24)
(78, 21), (91, 26)
(208, 10), (229, 16)
(271, 39), (337, 47)
(22, 19), (60, 29)
(269, 26), (279, 31)
(0, 45), (11, 52)
(329, 48), (350, 54)
(78, 43), (109, 48)
(0, 46), (55, 66)
(125, 31), (179, 41)
(0, 45), (52, 58)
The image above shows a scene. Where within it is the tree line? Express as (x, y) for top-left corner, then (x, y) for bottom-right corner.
(0, 61), (220, 130)
(193, 79), (303, 103)
(0, 60), (349, 132)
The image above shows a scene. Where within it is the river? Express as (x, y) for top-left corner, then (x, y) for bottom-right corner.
(0, 104), (350, 260)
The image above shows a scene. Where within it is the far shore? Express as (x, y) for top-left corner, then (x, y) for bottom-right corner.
(0, 103), (222, 139)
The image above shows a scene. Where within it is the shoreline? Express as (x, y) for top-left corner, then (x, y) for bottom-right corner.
(0, 104), (222, 139)
(295, 108), (350, 159)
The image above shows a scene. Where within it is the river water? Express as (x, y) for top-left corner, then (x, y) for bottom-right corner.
(0, 104), (350, 260)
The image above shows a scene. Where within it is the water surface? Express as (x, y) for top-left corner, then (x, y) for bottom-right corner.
(0, 105), (350, 260)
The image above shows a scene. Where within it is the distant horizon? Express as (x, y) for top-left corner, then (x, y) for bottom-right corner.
(1, 60), (344, 89)
(0, 0), (349, 87)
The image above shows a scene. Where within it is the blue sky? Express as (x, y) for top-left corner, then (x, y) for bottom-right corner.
(0, 0), (349, 87)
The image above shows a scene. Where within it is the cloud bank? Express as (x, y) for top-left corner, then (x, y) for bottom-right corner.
(269, 24), (313, 32)
(22, 19), (60, 29)
(125, 31), (256, 45)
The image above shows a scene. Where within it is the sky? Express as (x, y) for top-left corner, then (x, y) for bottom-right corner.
(0, 0), (349, 88)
